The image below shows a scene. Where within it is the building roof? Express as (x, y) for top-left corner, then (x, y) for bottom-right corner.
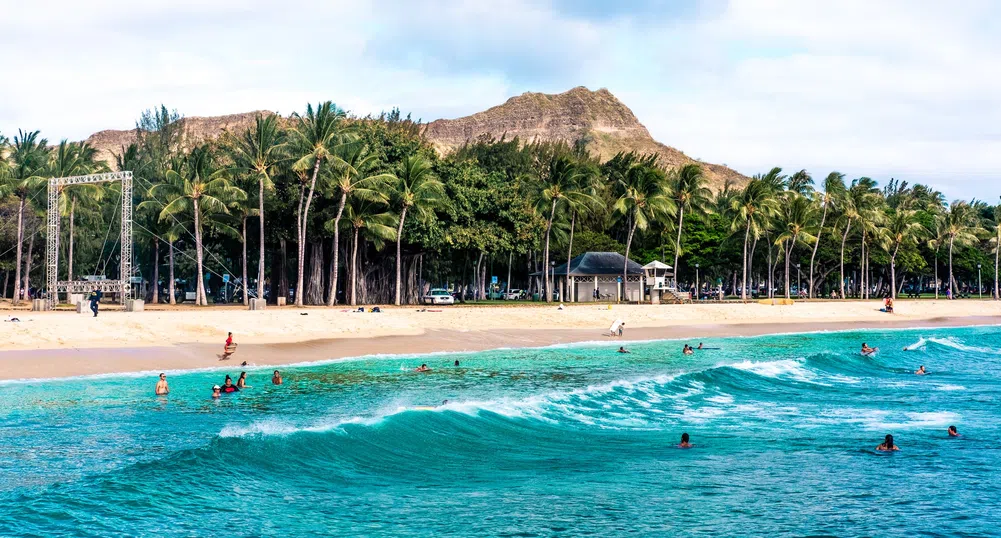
(534, 252), (645, 276)
(642, 260), (673, 270)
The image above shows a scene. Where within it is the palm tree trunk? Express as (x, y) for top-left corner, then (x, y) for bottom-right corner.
(934, 250), (939, 299)
(891, 244), (899, 300)
(394, 205), (408, 306)
(13, 197), (24, 305)
(258, 176), (266, 301)
(294, 181), (306, 306)
(295, 159), (322, 307)
(566, 211), (576, 302)
(542, 199), (557, 303)
(741, 218), (751, 300)
(23, 232), (34, 298)
(766, 234), (773, 298)
(995, 240), (1000, 300)
(151, 238), (159, 304)
(350, 227), (360, 306)
(507, 251), (513, 298)
(839, 218), (852, 299)
(623, 219), (638, 303)
(168, 239), (176, 305)
(673, 206), (685, 279)
(242, 216), (249, 306)
(68, 198), (76, 281)
(193, 198), (207, 306)
(784, 238), (793, 299)
(328, 192), (348, 306)
(809, 202), (828, 298)
(948, 234), (956, 294)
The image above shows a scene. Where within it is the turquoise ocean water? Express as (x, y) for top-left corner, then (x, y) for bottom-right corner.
(1, 326), (1000, 536)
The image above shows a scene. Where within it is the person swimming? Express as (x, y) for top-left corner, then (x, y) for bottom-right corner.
(221, 375), (239, 393)
(454, 360), (460, 367)
(617, 347), (630, 354)
(948, 425), (960, 437)
(682, 344), (694, 355)
(915, 365), (927, 375)
(416, 364), (431, 372)
(272, 370), (283, 385)
(697, 343), (704, 350)
(876, 434), (899, 451)
(861, 343), (876, 354)
(678, 432), (692, 448)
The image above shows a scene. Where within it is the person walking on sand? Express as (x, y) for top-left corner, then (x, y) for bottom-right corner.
(272, 370), (283, 385)
(222, 332), (237, 359)
(88, 287), (103, 317)
(155, 373), (169, 395)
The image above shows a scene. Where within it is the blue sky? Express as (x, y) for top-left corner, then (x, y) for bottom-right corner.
(2, 0), (999, 200)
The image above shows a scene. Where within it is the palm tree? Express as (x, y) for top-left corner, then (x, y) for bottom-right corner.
(325, 142), (395, 306)
(290, 102), (350, 307)
(562, 164), (601, 302)
(839, 178), (878, 298)
(730, 179), (777, 300)
(991, 202), (1001, 300)
(668, 163), (711, 280)
(332, 199), (397, 306)
(536, 155), (596, 303)
(49, 140), (105, 281)
(613, 159), (674, 301)
(774, 194), (817, 299)
(387, 153), (444, 305)
(5, 130), (49, 305)
(808, 172), (845, 297)
(881, 208), (925, 299)
(226, 114), (287, 303)
(941, 201), (982, 296)
(150, 145), (245, 305)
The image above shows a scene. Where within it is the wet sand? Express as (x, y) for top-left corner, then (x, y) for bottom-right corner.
(2, 315), (996, 381)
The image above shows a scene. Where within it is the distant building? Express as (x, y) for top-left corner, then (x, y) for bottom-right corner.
(537, 252), (646, 302)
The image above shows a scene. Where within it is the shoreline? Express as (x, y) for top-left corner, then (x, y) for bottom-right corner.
(1, 314), (997, 382)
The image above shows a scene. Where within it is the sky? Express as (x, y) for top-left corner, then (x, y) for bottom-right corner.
(2, 0), (1000, 200)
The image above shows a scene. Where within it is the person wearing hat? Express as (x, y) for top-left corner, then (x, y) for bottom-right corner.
(212, 385), (221, 399)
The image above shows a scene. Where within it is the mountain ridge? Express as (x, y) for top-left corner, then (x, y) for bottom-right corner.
(82, 88), (745, 189)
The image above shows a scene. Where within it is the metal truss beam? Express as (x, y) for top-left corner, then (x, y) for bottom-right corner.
(46, 171), (134, 309)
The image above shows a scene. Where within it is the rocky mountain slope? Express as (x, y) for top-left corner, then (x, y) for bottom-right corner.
(423, 87), (745, 189)
(83, 88), (744, 189)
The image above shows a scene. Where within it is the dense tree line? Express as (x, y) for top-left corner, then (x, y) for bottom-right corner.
(1, 103), (1000, 306)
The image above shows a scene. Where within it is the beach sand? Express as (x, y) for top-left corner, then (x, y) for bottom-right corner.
(1, 300), (999, 380)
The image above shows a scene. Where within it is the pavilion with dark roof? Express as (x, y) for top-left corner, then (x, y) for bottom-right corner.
(537, 251), (646, 302)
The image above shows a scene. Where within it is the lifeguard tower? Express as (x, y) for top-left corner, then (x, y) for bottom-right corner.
(642, 260), (678, 304)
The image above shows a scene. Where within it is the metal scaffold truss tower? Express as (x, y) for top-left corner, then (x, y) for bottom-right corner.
(46, 171), (133, 309)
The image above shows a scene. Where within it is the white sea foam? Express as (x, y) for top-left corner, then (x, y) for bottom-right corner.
(903, 337), (928, 351)
(728, 358), (826, 385)
(927, 337), (1001, 354)
(934, 384), (966, 391)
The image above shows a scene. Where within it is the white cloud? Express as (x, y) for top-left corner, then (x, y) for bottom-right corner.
(1, 0), (999, 199)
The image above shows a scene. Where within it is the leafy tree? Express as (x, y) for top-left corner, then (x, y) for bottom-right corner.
(290, 102), (351, 306)
(668, 163), (711, 280)
(881, 208), (926, 299)
(150, 145), (245, 305)
(613, 159), (673, 299)
(226, 114), (288, 302)
(774, 193), (817, 298)
(5, 130), (49, 304)
(387, 153), (444, 305)
(808, 172), (844, 297)
(942, 200), (983, 295)
(730, 179), (777, 300)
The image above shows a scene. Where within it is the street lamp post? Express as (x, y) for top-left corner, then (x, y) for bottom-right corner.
(695, 263), (700, 302)
(978, 263), (982, 300)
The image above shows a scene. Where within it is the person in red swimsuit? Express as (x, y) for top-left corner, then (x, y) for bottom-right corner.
(222, 332), (237, 359)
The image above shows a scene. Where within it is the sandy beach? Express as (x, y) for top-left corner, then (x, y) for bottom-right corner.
(1, 300), (999, 380)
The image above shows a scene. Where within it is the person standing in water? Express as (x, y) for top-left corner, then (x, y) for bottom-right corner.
(876, 434), (899, 451)
(678, 433), (692, 448)
(915, 365), (927, 375)
(212, 385), (222, 399)
(236, 372), (249, 389)
(272, 370), (283, 385)
(155, 373), (169, 395)
(948, 426), (960, 437)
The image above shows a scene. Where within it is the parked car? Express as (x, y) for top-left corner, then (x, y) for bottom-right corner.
(424, 288), (455, 305)
(503, 289), (524, 300)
